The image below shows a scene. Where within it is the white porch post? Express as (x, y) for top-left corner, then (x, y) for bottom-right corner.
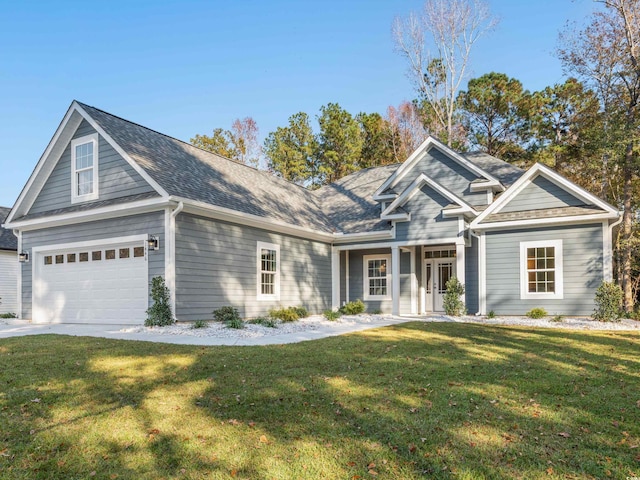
(391, 245), (400, 315)
(345, 251), (350, 303)
(331, 247), (340, 309)
(478, 232), (487, 315)
(410, 247), (417, 314)
(456, 241), (466, 306)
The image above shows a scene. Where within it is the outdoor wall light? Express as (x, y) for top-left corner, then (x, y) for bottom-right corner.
(147, 235), (159, 251)
(18, 251), (29, 263)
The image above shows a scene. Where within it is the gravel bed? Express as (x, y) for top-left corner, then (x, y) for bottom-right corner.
(118, 313), (640, 338)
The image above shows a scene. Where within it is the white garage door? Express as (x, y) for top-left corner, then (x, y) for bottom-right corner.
(33, 241), (148, 324)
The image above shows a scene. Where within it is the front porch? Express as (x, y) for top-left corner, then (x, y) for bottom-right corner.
(331, 241), (471, 315)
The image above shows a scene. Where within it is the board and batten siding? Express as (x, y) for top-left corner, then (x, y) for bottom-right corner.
(485, 224), (603, 315)
(29, 120), (156, 215)
(20, 212), (165, 319)
(500, 176), (585, 214)
(0, 250), (18, 314)
(174, 214), (332, 320)
(395, 185), (460, 243)
(393, 149), (487, 206)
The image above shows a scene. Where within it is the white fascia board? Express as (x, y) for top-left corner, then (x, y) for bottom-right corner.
(333, 227), (395, 244)
(471, 212), (618, 231)
(471, 163), (619, 229)
(172, 196), (335, 243)
(334, 236), (463, 251)
(382, 173), (478, 219)
(6, 106), (83, 224)
(469, 180), (502, 192)
(4, 197), (172, 231)
(380, 212), (410, 221)
(373, 136), (502, 200)
(73, 102), (170, 199)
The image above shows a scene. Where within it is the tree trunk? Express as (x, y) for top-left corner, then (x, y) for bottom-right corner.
(622, 141), (634, 312)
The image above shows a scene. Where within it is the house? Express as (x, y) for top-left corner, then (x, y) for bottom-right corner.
(0, 206), (18, 315)
(2, 101), (621, 324)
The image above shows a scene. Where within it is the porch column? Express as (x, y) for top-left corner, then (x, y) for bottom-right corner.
(410, 247), (417, 314)
(456, 242), (466, 306)
(391, 245), (400, 315)
(478, 232), (487, 315)
(331, 247), (340, 309)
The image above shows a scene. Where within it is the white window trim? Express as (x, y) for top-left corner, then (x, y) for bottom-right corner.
(71, 133), (99, 203)
(257, 241), (280, 301)
(520, 239), (563, 300)
(363, 254), (391, 301)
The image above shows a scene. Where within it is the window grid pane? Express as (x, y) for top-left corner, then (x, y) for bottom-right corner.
(526, 246), (556, 293)
(259, 248), (277, 295)
(367, 258), (388, 296)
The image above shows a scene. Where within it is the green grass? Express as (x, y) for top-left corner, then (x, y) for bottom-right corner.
(0, 322), (638, 479)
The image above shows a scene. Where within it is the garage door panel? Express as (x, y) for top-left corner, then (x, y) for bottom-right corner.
(34, 241), (148, 324)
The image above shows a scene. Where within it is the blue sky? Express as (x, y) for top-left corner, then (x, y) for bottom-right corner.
(0, 0), (595, 208)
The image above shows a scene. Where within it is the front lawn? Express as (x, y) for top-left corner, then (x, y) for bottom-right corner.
(0, 323), (638, 479)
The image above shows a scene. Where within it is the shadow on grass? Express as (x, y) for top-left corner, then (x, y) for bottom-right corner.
(0, 322), (638, 479)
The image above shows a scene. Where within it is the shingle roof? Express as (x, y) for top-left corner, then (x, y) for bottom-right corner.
(460, 152), (524, 187)
(0, 206), (17, 251)
(315, 165), (398, 234)
(77, 102), (334, 232)
(484, 205), (605, 223)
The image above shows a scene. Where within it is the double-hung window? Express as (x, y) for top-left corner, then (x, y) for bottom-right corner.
(363, 254), (391, 300)
(257, 242), (280, 300)
(520, 239), (563, 299)
(71, 133), (99, 203)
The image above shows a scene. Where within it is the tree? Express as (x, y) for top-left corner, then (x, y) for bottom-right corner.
(263, 112), (316, 186)
(393, 0), (497, 147)
(357, 112), (395, 169)
(386, 101), (429, 162)
(191, 117), (261, 167)
(558, 0), (640, 311)
(316, 103), (363, 184)
(457, 72), (532, 159)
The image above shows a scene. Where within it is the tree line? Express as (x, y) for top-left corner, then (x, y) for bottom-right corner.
(190, 0), (640, 312)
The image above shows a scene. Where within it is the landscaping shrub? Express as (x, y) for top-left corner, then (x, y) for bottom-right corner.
(551, 315), (564, 323)
(268, 307), (300, 322)
(292, 306), (309, 318)
(370, 309), (383, 315)
(191, 319), (209, 329)
(526, 307), (547, 319)
(248, 317), (278, 328)
(592, 281), (623, 322)
(213, 306), (244, 329)
(0, 312), (17, 319)
(443, 277), (466, 316)
(145, 276), (175, 327)
(323, 309), (341, 321)
(487, 310), (496, 319)
(339, 299), (365, 315)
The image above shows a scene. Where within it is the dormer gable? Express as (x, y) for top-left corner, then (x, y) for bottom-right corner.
(373, 136), (504, 205)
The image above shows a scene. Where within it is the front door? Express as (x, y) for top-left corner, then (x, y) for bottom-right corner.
(422, 248), (456, 313)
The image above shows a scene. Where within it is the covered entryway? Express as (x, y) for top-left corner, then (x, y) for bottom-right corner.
(422, 247), (457, 313)
(32, 236), (149, 324)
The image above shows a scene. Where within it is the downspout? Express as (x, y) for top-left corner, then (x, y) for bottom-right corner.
(608, 214), (623, 282)
(469, 229), (484, 316)
(168, 201), (183, 318)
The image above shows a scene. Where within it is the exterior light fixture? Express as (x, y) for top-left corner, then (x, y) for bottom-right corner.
(147, 235), (159, 251)
(18, 251), (29, 263)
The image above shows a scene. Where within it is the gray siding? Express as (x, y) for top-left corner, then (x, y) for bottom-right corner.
(347, 248), (392, 313)
(29, 120), (156, 215)
(485, 224), (603, 315)
(500, 176), (585, 213)
(393, 149), (487, 206)
(395, 185), (460, 242)
(464, 236), (479, 314)
(399, 249), (412, 314)
(0, 251), (18, 314)
(20, 212), (165, 319)
(175, 214), (332, 320)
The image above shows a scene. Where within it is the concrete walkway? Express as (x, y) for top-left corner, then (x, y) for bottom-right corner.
(0, 316), (413, 346)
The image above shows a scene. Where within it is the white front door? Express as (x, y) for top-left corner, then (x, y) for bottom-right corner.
(422, 247), (456, 313)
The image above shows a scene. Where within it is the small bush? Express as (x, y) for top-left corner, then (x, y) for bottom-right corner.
(0, 312), (17, 319)
(213, 306), (244, 329)
(145, 276), (175, 327)
(339, 299), (366, 315)
(323, 309), (341, 321)
(443, 277), (466, 316)
(551, 315), (564, 323)
(592, 281), (623, 322)
(248, 317), (278, 328)
(191, 319), (209, 329)
(526, 308), (547, 319)
(487, 310), (496, 319)
(292, 306), (309, 318)
(269, 307), (300, 322)
(370, 309), (383, 315)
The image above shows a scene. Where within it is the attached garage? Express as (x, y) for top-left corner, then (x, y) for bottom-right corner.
(32, 235), (150, 324)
